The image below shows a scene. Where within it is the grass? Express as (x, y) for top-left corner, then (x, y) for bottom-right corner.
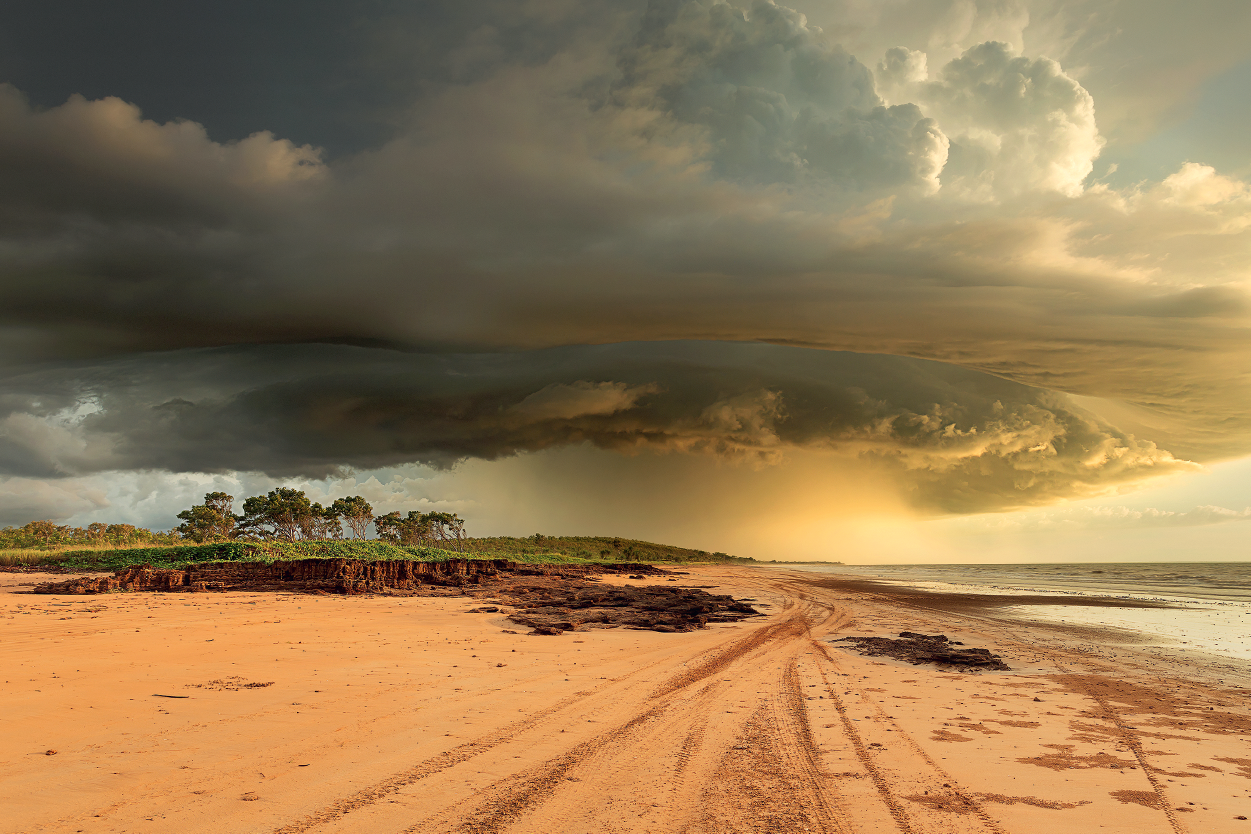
(0, 549), (79, 567)
(461, 535), (751, 564)
(0, 534), (746, 572)
(0, 539), (592, 572)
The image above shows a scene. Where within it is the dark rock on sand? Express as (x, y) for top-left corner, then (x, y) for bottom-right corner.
(834, 632), (1010, 671)
(501, 582), (759, 633)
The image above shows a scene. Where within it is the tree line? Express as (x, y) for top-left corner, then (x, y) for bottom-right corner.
(0, 520), (178, 550)
(1, 489), (468, 551)
(176, 488), (467, 549)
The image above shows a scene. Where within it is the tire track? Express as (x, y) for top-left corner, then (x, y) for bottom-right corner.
(428, 610), (826, 834)
(270, 658), (670, 834)
(809, 641), (918, 834)
(422, 704), (671, 834)
(673, 627), (847, 834)
(808, 578), (1193, 833)
(775, 657), (847, 833)
(683, 694), (835, 831)
(650, 614), (807, 699)
(276, 604), (805, 834)
(1058, 678), (1189, 834)
(672, 719), (706, 781)
(811, 638), (1013, 834)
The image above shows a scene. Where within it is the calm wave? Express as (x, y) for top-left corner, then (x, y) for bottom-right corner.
(782, 562), (1251, 603)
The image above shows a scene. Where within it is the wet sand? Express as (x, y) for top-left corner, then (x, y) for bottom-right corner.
(3, 566), (1250, 833)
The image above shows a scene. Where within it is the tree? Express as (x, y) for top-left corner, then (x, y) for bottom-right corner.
(374, 510), (431, 545)
(373, 511), (401, 543)
(237, 488), (315, 541)
(374, 510), (466, 549)
(444, 513), (466, 552)
(105, 524), (140, 546)
(330, 496), (374, 540)
(85, 522), (108, 544)
(24, 520), (69, 547)
(299, 503), (342, 541)
(176, 492), (237, 543)
(430, 512), (466, 552)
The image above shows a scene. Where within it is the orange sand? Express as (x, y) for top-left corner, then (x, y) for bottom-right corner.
(2, 566), (1249, 833)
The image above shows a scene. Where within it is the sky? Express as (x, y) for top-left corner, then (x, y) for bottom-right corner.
(0, 0), (1249, 563)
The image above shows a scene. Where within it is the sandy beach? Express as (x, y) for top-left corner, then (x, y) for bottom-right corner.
(4, 565), (1250, 834)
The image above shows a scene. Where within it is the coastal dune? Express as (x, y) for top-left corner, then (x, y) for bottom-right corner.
(3, 566), (1249, 833)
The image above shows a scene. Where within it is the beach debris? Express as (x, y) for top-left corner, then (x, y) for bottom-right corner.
(833, 632), (1010, 671)
(1108, 790), (1165, 809)
(468, 606), (500, 613)
(186, 677), (273, 691)
(44, 749), (57, 756)
(503, 583), (759, 634)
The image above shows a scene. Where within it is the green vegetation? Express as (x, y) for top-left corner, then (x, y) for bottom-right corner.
(1, 491), (751, 570)
(462, 534), (753, 564)
(0, 520), (180, 551)
(0, 534), (751, 571)
(175, 489), (468, 549)
(0, 539), (595, 572)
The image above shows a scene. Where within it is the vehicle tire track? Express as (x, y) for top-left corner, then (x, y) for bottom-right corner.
(1058, 677), (1189, 834)
(809, 641), (917, 833)
(423, 612), (827, 834)
(270, 660), (669, 834)
(682, 684), (842, 832)
(774, 656), (847, 833)
(650, 614), (807, 699)
(812, 584), (1192, 834)
(414, 703), (671, 834)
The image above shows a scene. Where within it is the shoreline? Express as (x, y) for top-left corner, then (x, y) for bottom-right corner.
(775, 561), (1251, 604)
(4, 565), (1250, 833)
(774, 565), (1251, 665)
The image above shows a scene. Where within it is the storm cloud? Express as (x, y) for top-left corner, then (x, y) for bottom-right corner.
(1, 0), (1249, 532)
(0, 342), (1196, 514)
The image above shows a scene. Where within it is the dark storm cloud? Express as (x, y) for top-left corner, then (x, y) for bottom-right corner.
(0, 342), (1193, 513)
(0, 0), (619, 156)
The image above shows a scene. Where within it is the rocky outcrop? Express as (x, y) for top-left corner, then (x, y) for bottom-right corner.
(32, 558), (756, 633)
(33, 558), (517, 595)
(34, 558), (668, 595)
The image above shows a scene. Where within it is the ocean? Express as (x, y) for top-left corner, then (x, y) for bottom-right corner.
(777, 561), (1251, 662)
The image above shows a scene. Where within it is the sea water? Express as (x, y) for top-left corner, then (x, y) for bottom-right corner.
(780, 562), (1251, 662)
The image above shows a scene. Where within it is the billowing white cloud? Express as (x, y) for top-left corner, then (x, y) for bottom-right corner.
(610, 0), (949, 191)
(790, 0), (1251, 149)
(878, 41), (1103, 197)
(1160, 162), (1250, 208)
